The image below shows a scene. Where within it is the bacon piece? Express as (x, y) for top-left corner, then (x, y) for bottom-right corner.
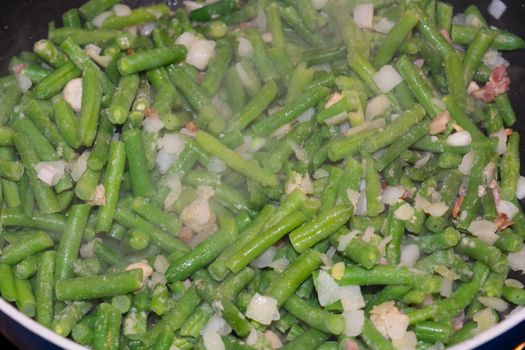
(495, 212), (513, 230)
(179, 226), (194, 243)
(197, 71), (206, 84)
(144, 108), (158, 118)
(471, 65), (510, 102)
(184, 121), (199, 133)
(12, 63), (26, 76)
(344, 339), (360, 350)
(127, 48), (135, 56)
(452, 195), (464, 219)
(440, 29), (453, 43)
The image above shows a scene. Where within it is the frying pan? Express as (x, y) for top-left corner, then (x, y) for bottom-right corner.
(0, 0), (524, 349)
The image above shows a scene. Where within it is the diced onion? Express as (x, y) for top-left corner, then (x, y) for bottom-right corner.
(424, 202), (449, 217)
(491, 129), (510, 155)
(142, 116), (164, 133)
(63, 78), (83, 113)
(478, 296), (509, 312)
(288, 141), (307, 162)
(468, 219), (499, 244)
(355, 191), (368, 216)
(85, 44), (112, 67)
(337, 230), (359, 251)
(175, 32), (199, 51)
(264, 330), (283, 349)
(70, 150), (90, 182)
(317, 270), (341, 306)
(92, 11), (112, 28)
(16, 73), (32, 92)
(365, 94), (391, 120)
(373, 65), (403, 93)
(245, 294), (280, 325)
(163, 175), (182, 211)
(158, 133), (185, 154)
(153, 255), (169, 274)
(373, 17), (395, 34)
(505, 279), (524, 288)
(488, 0), (507, 19)
(140, 22), (157, 36)
(370, 301), (409, 340)
(113, 4), (132, 16)
(297, 107), (315, 123)
(473, 308), (497, 332)
(79, 239), (99, 259)
(186, 39), (216, 70)
(447, 131), (472, 147)
(237, 37), (253, 58)
(394, 203), (414, 221)
(399, 244), (420, 267)
(343, 310), (365, 337)
(339, 285), (365, 311)
(125, 260), (153, 282)
(414, 152), (431, 169)
(353, 4), (374, 29)
(202, 314), (232, 336)
(507, 246), (525, 273)
(392, 331), (417, 350)
(516, 176), (525, 200)
(440, 277), (453, 297)
(381, 186), (405, 205)
(156, 151), (177, 174)
(483, 49), (509, 69)
(497, 199), (519, 219)
(203, 332), (225, 350)
(459, 150), (476, 175)
(34, 161), (66, 186)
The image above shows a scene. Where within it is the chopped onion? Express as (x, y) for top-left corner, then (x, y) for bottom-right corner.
(365, 94), (391, 120)
(237, 37), (253, 58)
(153, 255), (169, 274)
(478, 296), (508, 312)
(392, 331), (417, 350)
(142, 116), (164, 133)
(313, 168), (329, 179)
(483, 49), (509, 69)
(250, 246), (277, 268)
(264, 330), (282, 349)
(488, 0), (507, 19)
(256, 8), (267, 30)
(186, 39), (216, 70)
(311, 0), (328, 10)
(394, 203), (414, 221)
(206, 157), (227, 174)
(158, 133), (185, 154)
(370, 301), (409, 340)
(113, 4), (132, 16)
(317, 270), (341, 306)
(203, 332), (225, 350)
(202, 314), (232, 336)
(149, 271), (166, 287)
(497, 199), (519, 219)
(355, 191), (368, 216)
(288, 141), (307, 162)
(468, 219), (499, 244)
(92, 11), (112, 28)
(339, 285), (365, 311)
(331, 261), (345, 280)
(343, 309), (365, 337)
(70, 150), (90, 182)
(235, 62), (252, 89)
(507, 246), (525, 273)
(163, 175), (182, 211)
(140, 22), (157, 36)
(424, 202), (449, 217)
(353, 4), (374, 29)
(491, 129), (510, 155)
(15, 72), (32, 92)
(414, 152), (431, 169)
(34, 161), (66, 186)
(381, 186), (405, 205)
(459, 150), (476, 175)
(284, 172), (313, 195)
(400, 244), (420, 267)
(246, 293), (280, 325)
(440, 277), (453, 297)
(175, 32), (199, 51)
(516, 176), (525, 200)
(85, 44), (112, 67)
(473, 308), (497, 332)
(180, 186), (216, 235)
(429, 111), (451, 135)
(373, 65), (403, 93)
(447, 131), (472, 147)
(79, 239), (99, 259)
(337, 230), (359, 251)
(344, 118), (385, 137)
(156, 150), (177, 174)
(63, 77), (83, 112)
(89, 184), (106, 206)
(373, 17), (395, 34)
(125, 260), (153, 282)
(505, 279), (524, 288)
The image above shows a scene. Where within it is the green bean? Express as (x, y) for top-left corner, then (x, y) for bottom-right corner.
(118, 47), (187, 76)
(79, 0), (120, 19)
(415, 321), (452, 344)
(226, 211), (306, 274)
(246, 30), (279, 82)
(0, 264), (18, 302)
(122, 129), (154, 197)
(495, 93), (516, 127)
(93, 302), (121, 350)
(101, 4), (170, 29)
(72, 314), (95, 346)
(52, 99), (81, 149)
(190, 0), (239, 22)
(108, 73), (139, 124)
(281, 6), (323, 47)
(78, 67), (102, 147)
(451, 25), (525, 51)
(14, 278), (36, 318)
(34, 251), (56, 327)
(201, 40), (232, 96)
(224, 66), (247, 115)
(53, 301), (92, 337)
(87, 111), (114, 171)
(284, 295), (344, 335)
(62, 8), (82, 28)
(495, 230), (523, 253)
(52, 28), (122, 46)
(502, 285), (525, 305)
(464, 30), (495, 83)
(33, 61), (81, 100)
(33, 39), (68, 68)
(266, 249), (322, 306)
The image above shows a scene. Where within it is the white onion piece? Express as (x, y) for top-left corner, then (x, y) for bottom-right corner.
(158, 133), (185, 154)
(468, 220), (499, 244)
(473, 308), (497, 332)
(317, 270), (341, 306)
(353, 4), (374, 29)
(392, 331), (417, 350)
(246, 294), (280, 325)
(153, 255), (169, 274)
(92, 11), (113, 28)
(79, 239), (99, 259)
(465, 14), (483, 28)
(288, 141), (307, 162)
(365, 94), (391, 120)
(497, 200), (519, 219)
(394, 203), (414, 221)
(346, 189), (360, 210)
(414, 152), (431, 169)
(339, 285), (365, 311)
(313, 168), (329, 179)
(70, 150), (90, 182)
(325, 93), (343, 108)
(311, 0), (328, 10)
(344, 118), (385, 137)
(284, 172), (313, 195)
(34, 161), (66, 186)
(508, 246), (525, 273)
(516, 176), (525, 200)
(483, 49), (509, 69)
(337, 230), (359, 251)
(505, 279), (524, 288)
(175, 32), (199, 51)
(163, 175), (182, 211)
(478, 296), (509, 312)
(373, 65), (403, 93)
(381, 186), (405, 205)
(424, 202), (448, 217)
(343, 310), (365, 337)
(256, 8), (267, 30)
(373, 17), (395, 34)
(399, 244), (420, 267)
(113, 4), (132, 16)
(297, 107), (315, 123)
(85, 44), (112, 67)
(447, 131), (472, 147)
(370, 301), (409, 340)
(250, 246), (277, 268)
(235, 62), (252, 89)
(142, 116), (164, 133)
(180, 186), (216, 235)
(140, 22), (157, 36)
(202, 314), (232, 336)
(63, 78), (83, 113)
(156, 151), (177, 174)
(491, 129), (509, 155)
(237, 37), (253, 58)
(206, 157), (227, 174)
(440, 277), (453, 297)
(488, 0), (507, 19)
(15, 73), (32, 92)
(264, 330), (282, 349)
(125, 260), (153, 282)
(355, 191), (368, 216)
(203, 332), (225, 350)
(459, 150), (476, 175)
(186, 40), (216, 70)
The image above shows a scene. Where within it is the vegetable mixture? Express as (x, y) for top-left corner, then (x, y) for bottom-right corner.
(0, 0), (524, 349)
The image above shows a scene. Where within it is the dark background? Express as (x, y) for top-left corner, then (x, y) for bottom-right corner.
(0, 0), (524, 349)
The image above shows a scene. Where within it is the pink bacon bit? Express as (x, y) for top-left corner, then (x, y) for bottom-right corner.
(471, 65), (511, 102)
(144, 107), (158, 118)
(440, 29), (453, 43)
(495, 212), (513, 231)
(451, 195), (464, 220)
